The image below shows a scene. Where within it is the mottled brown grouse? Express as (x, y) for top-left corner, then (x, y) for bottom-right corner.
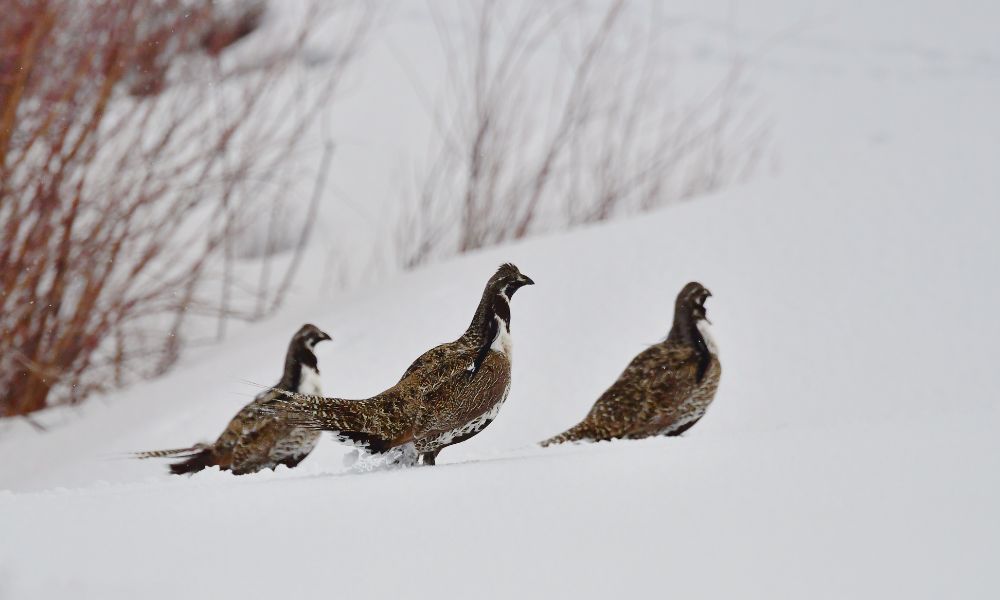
(135, 324), (331, 475)
(261, 263), (534, 466)
(541, 282), (721, 446)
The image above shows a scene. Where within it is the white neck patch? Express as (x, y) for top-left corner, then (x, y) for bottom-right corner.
(490, 315), (513, 358)
(298, 364), (323, 395)
(697, 320), (718, 355)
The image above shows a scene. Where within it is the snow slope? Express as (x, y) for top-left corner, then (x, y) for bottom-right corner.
(2, 1), (999, 598)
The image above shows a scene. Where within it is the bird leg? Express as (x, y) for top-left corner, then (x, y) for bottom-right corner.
(388, 442), (418, 467)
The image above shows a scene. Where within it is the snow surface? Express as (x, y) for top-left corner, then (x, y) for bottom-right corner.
(2, 1), (1000, 598)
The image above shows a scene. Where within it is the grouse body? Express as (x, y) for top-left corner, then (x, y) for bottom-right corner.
(262, 263), (534, 465)
(541, 282), (720, 446)
(135, 324), (331, 475)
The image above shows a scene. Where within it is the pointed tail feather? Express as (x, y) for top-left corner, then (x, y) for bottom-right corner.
(131, 444), (218, 475)
(132, 444), (208, 460)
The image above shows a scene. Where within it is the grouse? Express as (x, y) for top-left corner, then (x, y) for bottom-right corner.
(261, 263), (534, 466)
(135, 323), (332, 475)
(541, 282), (721, 446)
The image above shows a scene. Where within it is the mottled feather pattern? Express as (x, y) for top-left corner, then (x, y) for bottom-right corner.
(135, 324), (329, 475)
(542, 347), (720, 445)
(258, 263), (532, 463)
(227, 388), (321, 474)
(257, 342), (512, 455)
(136, 272), (727, 473)
(541, 282), (721, 446)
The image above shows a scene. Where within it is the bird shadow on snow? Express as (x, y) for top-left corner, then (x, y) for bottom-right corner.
(234, 439), (641, 490)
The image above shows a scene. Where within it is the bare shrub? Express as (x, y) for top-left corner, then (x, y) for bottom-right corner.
(396, 0), (768, 267)
(0, 0), (371, 417)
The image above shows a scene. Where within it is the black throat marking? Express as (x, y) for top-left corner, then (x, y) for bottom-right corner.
(493, 291), (511, 331)
(469, 291), (511, 378)
(668, 306), (711, 384)
(280, 342), (319, 391)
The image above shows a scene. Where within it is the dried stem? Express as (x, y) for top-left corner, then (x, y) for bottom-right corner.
(0, 0), (372, 416)
(397, 0), (768, 267)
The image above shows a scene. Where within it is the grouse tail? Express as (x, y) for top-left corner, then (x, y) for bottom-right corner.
(540, 422), (597, 447)
(167, 448), (219, 475)
(132, 445), (207, 460)
(133, 444), (217, 475)
(257, 389), (404, 454)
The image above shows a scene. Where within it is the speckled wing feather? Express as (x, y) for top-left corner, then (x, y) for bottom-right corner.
(622, 346), (701, 438)
(259, 339), (511, 455)
(413, 350), (510, 443)
(217, 386), (295, 463)
(229, 416), (276, 474)
(398, 343), (451, 381)
(229, 415), (318, 475)
(541, 344), (703, 445)
(540, 345), (662, 445)
(210, 399), (262, 464)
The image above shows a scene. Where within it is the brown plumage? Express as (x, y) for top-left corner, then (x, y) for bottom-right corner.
(541, 282), (721, 446)
(259, 263), (534, 466)
(134, 324), (332, 475)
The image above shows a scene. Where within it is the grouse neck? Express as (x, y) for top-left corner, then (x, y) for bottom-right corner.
(466, 285), (510, 341)
(668, 306), (698, 344)
(668, 308), (713, 382)
(279, 342), (319, 390)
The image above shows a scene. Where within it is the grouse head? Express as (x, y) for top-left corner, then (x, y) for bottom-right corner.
(675, 281), (712, 324)
(490, 262), (535, 301)
(669, 281), (713, 347)
(281, 324), (331, 387)
(468, 263), (534, 339)
(293, 323), (332, 351)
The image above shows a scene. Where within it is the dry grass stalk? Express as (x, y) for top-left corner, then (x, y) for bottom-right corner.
(397, 0), (768, 267)
(0, 0), (371, 416)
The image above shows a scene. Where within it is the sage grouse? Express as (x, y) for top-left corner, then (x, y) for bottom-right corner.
(135, 324), (332, 475)
(541, 282), (720, 446)
(261, 263), (534, 466)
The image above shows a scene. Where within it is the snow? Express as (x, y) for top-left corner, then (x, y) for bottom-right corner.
(2, 1), (999, 598)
